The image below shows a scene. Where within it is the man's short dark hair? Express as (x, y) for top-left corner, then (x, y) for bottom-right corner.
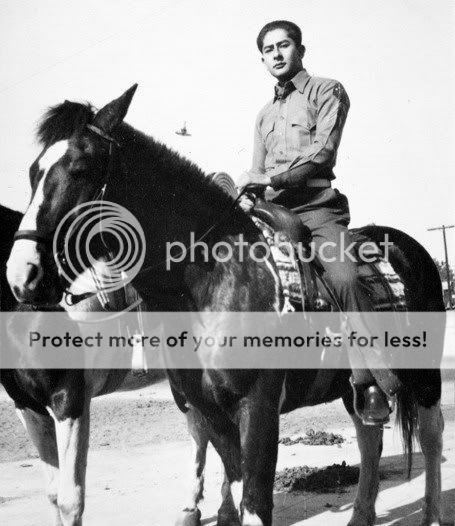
(256, 20), (302, 52)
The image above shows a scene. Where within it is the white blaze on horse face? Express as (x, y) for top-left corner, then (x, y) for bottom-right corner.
(6, 141), (68, 297)
(6, 175), (46, 294)
(38, 140), (69, 179)
(21, 140), (69, 230)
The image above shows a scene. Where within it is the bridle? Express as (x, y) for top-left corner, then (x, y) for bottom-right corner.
(12, 123), (251, 310)
(14, 123), (119, 242)
(13, 124), (122, 308)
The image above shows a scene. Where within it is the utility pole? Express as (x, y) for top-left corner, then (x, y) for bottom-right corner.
(428, 224), (454, 309)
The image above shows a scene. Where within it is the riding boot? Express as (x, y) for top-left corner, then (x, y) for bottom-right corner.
(348, 343), (402, 425)
(351, 377), (392, 426)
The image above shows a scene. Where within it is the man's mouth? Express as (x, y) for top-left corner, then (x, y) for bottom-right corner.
(274, 63), (286, 69)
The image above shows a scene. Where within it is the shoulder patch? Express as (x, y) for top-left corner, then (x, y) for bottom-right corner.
(332, 82), (349, 108)
(333, 83), (343, 99)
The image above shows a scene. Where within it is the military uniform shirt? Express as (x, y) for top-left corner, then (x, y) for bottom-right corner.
(252, 69), (350, 193)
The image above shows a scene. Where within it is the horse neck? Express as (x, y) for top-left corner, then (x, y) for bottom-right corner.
(112, 127), (256, 251)
(109, 131), (277, 311)
(113, 129), (208, 227)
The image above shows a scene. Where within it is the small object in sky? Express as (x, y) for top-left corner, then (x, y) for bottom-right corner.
(175, 121), (191, 136)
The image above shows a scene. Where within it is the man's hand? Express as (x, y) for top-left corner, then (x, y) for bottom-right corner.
(236, 170), (272, 190)
(238, 193), (255, 213)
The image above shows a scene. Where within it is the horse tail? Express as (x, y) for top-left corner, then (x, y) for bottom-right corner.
(396, 384), (419, 479)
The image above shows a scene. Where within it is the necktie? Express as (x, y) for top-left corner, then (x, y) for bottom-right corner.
(274, 81), (296, 102)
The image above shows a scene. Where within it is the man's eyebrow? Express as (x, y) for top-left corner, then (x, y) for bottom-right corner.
(263, 38), (291, 50)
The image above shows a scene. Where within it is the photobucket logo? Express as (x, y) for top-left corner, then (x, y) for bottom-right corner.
(53, 201), (146, 293)
(165, 232), (393, 269)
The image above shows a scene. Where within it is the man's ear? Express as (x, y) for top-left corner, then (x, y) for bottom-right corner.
(93, 84), (138, 133)
(298, 45), (306, 59)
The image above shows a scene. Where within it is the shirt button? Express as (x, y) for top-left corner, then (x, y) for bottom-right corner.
(279, 150), (284, 155)
(280, 115), (285, 120)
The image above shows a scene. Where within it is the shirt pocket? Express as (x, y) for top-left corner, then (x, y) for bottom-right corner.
(290, 111), (316, 148)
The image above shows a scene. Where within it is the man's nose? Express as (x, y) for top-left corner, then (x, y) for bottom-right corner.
(273, 48), (283, 60)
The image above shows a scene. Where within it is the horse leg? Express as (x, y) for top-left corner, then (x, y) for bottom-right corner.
(215, 469), (242, 526)
(175, 408), (209, 526)
(344, 397), (383, 526)
(418, 401), (444, 526)
(209, 433), (242, 526)
(47, 394), (91, 526)
(17, 408), (62, 526)
(238, 385), (281, 526)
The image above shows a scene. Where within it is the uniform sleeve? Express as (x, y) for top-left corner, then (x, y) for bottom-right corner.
(251, 112), (266, 174)
(270, 81), (350, 189)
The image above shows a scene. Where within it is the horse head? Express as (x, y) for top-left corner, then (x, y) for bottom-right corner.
(7, 84), (138, 305)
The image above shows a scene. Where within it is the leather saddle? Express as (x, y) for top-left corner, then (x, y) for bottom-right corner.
(253, 198), (312, 246)
(250, 198), (406, 314)
(251, 198), (328, 311)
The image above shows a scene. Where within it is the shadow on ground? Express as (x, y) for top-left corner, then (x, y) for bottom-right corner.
(270, 452), (453, 525)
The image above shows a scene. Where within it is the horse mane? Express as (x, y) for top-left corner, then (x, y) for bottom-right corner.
(35, 99), (248, 231)
(36, 101), (95, 147)
(114, 123), (252, 236)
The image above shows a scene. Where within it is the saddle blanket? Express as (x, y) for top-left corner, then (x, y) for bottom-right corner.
(251, 216), (407, 313)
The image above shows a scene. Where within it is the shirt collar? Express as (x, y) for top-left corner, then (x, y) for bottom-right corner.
(274, 68), (310, 101)
(291, 69), (311, 93)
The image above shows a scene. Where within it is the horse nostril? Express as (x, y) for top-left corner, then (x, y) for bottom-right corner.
(25, 263), (42, 288)
(12, 285), (22, 298)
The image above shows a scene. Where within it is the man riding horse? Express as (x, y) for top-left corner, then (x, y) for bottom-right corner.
(238, 20), (401, 425)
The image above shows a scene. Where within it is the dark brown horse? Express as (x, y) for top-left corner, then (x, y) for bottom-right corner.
(6, 86), (445, 526)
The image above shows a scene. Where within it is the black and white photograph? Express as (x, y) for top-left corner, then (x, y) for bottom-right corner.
(0, 1), (454, 525)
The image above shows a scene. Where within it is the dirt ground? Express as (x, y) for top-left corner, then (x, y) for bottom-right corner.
(0, 377), (454, 526)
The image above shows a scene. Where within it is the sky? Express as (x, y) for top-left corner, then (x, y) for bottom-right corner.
(0, 0), (454, 262)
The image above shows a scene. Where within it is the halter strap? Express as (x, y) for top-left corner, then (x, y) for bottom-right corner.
(13, 230), (52, 245)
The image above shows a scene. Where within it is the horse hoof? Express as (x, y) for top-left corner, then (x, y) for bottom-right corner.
(217, 510), (241, 526)
(347, 518), (374, 526)
(175, 508), (202, 526)
(347, 514), (374, 526)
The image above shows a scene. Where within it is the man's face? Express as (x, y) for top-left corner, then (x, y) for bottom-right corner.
(261, 28), (304, 82)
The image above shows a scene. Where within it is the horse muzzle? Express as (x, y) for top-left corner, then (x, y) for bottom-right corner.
(6, 239), (63, 306)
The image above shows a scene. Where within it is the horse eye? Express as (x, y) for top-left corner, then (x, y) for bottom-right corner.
(69, 160), (89, 176)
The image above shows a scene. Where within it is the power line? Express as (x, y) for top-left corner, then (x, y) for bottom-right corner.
(428, 224), (454, 309)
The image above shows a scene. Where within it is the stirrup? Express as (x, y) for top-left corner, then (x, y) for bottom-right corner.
(361, 385), (391, 426)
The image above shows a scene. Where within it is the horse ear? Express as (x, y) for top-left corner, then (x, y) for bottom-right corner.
(93, 84), (138, 133)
